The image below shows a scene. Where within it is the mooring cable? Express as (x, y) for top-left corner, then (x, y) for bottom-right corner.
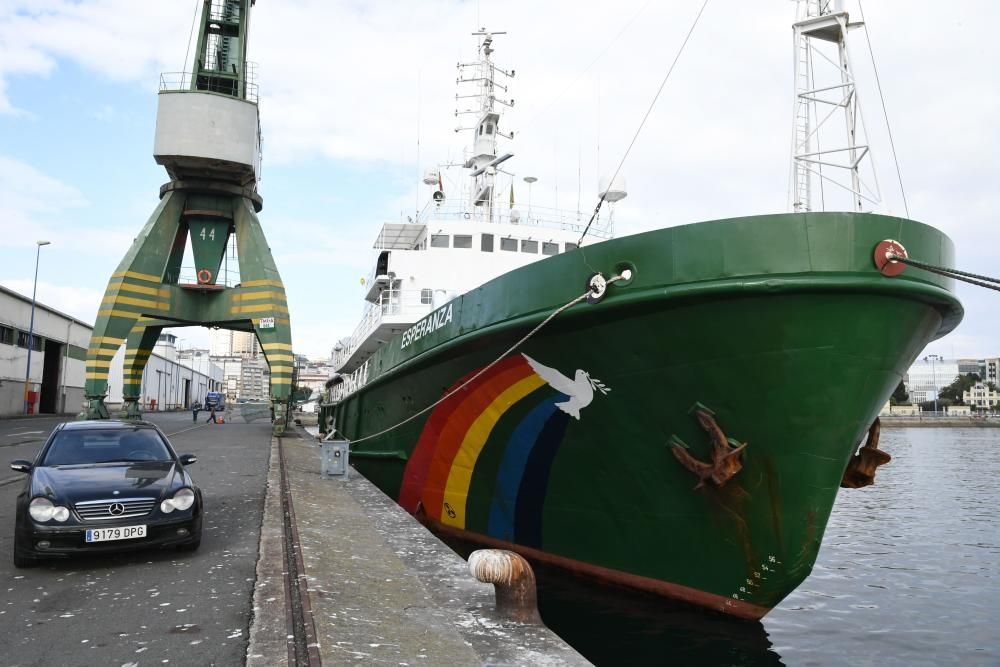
(576, 0), (711, 246)
(889, 255), (1000, 294)
(326, 274), (626, 445)
(858, 0), (910, 219)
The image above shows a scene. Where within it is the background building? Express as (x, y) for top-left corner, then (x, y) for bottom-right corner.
(957, 357), (1000, 385)
(0, 285), (90, 415)
(296, 360), (332, 395)
(985, 358), (999, 386)
(1, 285), (224, 416)
(210, 328), (260, 357)
(963, 382), (1000, 411)
(106, 334), (222, 411)
(904, 357), (960, 404)
(239, 357), (269, 401)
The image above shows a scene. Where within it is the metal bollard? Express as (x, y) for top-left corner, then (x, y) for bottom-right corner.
(468, 549), (541, 624)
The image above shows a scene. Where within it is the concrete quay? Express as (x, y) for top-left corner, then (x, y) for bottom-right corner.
(879, 416), (1000, 428)
(247, 426), (589, 666)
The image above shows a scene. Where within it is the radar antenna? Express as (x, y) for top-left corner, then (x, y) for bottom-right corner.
(455, 30), (516, 222)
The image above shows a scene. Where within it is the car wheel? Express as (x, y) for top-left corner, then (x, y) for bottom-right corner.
(13, 542), (36, 569)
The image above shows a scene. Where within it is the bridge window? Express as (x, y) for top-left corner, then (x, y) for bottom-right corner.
(520, 240), (538, 254)
(500, 237), (518, 252)
(431, 234), (449, 248)
(454, 234), (472, 249)
(0, 325), (12, 345)
(481, 233), (494, 252)
(421, 289), (433, 304)
(565, 242), (579, 252)
(542, 242), (559, 256)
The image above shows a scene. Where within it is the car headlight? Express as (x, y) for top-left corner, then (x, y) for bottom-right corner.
(29, 497), (70, 522)
(160, 488), (196, 513)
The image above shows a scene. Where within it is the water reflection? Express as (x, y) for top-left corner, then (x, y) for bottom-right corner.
(534, 565), (783, 666)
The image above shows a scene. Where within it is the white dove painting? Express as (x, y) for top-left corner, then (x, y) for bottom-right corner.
(521, 354), (610, 420)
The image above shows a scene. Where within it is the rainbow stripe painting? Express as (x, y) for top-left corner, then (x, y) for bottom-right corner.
(398, 353), (607, 548)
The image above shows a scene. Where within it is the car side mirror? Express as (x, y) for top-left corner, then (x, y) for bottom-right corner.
(179, 454), (197, 466)
(10, 460), (32, 474)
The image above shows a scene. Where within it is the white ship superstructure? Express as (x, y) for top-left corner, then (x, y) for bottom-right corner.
(330, 30), (623, 395)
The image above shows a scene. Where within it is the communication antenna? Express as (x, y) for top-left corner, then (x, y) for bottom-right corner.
(454, 29), (516, 222)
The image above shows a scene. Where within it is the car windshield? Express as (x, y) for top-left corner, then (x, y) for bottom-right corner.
(41, 429), (172, 466)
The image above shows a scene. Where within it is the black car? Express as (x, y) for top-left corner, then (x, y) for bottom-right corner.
(10, 420), (203, 568)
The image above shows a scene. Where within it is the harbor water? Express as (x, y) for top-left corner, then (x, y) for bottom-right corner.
(534, 427), (1000, 666)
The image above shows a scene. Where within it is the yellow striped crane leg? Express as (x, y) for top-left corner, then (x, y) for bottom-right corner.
(121, 324), (163, 419)
(257, 322), (294, 437)
(83, 316), (141, 420)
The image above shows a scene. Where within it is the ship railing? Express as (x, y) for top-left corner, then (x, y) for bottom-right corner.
(205, 0), (243, 24)
(172, 265), (242, 288)
(332, 288), (458, 370)
(159, 61), (260, 104)
(416, 200), (613, 239)
(328, 359), (371, 403)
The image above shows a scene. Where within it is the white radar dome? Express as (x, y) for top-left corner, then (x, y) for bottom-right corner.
(423, 169), (441, 186)
(598, 174), (628, 203)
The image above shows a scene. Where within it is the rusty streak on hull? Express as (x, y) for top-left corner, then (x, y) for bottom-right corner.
(424, 518), (771, 621)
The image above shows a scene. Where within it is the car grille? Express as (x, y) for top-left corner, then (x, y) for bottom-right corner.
(75, 497), (157, 521)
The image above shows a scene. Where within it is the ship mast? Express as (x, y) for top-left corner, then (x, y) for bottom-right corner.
(790, 0), (880, 213)
(456, 30), (515, 222)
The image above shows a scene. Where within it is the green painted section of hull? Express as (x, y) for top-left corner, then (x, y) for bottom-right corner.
(324, 212), (962, 613)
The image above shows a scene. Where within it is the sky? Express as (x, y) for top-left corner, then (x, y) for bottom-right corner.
(0, 0), (997, 361)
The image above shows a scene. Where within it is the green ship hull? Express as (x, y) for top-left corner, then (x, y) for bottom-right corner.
(320, 212), (962, 619)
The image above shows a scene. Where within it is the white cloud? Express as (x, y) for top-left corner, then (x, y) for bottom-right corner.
(0, 279), (102, 324)
(0, 155), (88, 245)
(1, 0), (998, 359)
(0, 155), (138, 257)
(0, 2), (184, 113)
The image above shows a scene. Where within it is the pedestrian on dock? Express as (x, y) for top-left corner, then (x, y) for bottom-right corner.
(206, 405), (218, 424)
(192, 401), (201, 423)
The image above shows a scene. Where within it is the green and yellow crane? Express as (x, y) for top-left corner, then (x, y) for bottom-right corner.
(82, 0), (295, 434)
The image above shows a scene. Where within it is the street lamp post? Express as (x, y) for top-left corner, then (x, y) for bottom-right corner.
(23, 240), (51, 415)
(924, 354), (940, 415)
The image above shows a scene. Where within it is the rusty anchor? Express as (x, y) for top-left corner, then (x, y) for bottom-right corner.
(840, 417), (891, 489)
(670, 409), (747, 489)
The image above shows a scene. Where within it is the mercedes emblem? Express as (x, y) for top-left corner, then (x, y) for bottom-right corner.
(109, 503), (126, 516)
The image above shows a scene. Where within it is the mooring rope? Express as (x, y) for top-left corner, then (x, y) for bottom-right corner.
(324, 274), (626, 445)
(889, 255), (1000, 293)
(858, 0), (910, 219)
(577, 0), (711, 246)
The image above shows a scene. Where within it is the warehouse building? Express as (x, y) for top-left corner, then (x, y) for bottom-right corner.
(0, 286), (222, 417)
